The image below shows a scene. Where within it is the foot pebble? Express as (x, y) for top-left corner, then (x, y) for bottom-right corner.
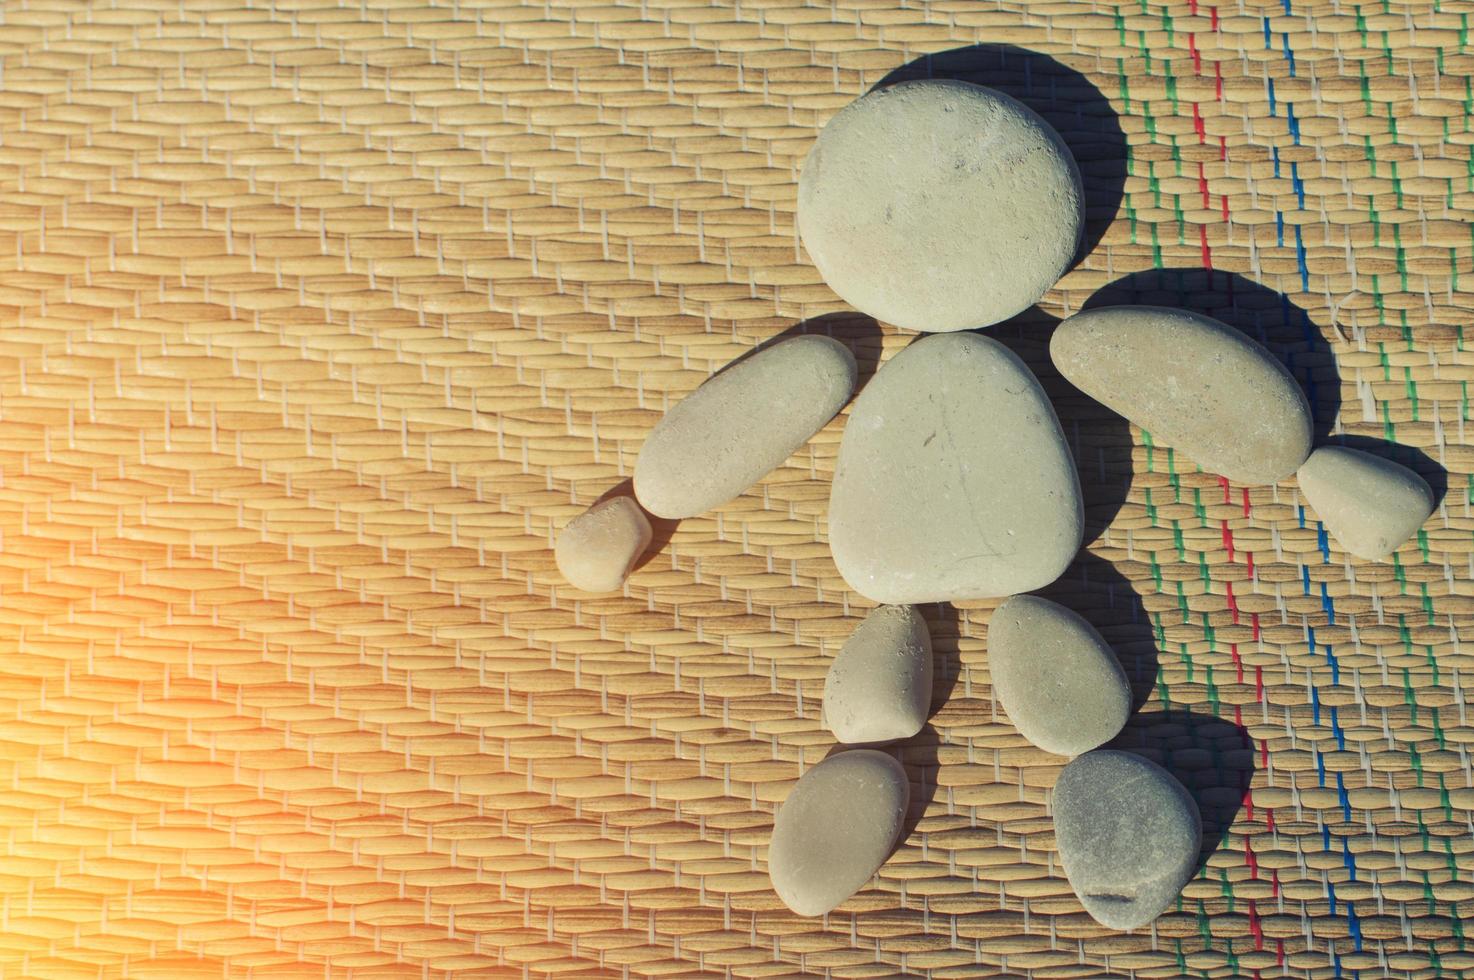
(554, 496), (653, 593)
(829, 333), (1083, 603)
(823, 605), (933, 745)
(768, 749), (909, 916)
(634, 335), (856, 519)
(797, 79), (1083, 332)
(1051, 305), (1313, 485)
(1052, 750), (1202, 930)
(1297, 446), (1435, 560)
(988, 595), (1130, 756)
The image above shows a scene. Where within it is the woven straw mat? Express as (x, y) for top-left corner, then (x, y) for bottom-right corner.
(1, 1), (1474, 978)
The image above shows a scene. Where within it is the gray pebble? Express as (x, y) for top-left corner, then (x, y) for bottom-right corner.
(1051, 305), (1313, 485)
(988, 595), (1130, 756)
(768, 749), (909, 916)
(823, 605), (933, 745)
(1297, 446), (1435, 561)
(1052, 750), (1202, 930)
(634, 335), (857, 518)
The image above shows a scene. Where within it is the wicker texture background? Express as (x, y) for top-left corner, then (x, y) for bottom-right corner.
(0, 0), (1471, 977)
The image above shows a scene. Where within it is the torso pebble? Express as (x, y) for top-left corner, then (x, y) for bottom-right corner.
(829, 332), (1083, 603)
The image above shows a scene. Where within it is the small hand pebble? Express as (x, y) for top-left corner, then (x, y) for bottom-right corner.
(1051, 305), (1313, 485)
(829, 332), (1083, 603)
(1052, 750), (1202, 930)
(823, 605), (933, 745)
(797, 78), (1083, 332)
(634, 335), (857, 519)
(988, 595), (1130, 756)
(768, 749), (909, 916)
(1297, 446), (1435, 561)
(554, 495), (653, 593)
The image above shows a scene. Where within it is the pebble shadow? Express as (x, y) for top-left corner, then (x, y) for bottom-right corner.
(893, 721), (943, 853)
(988, 309), (1136, 543)
(731, 312), (885, 392)
(873, 44), (1128, 264)
(1109, 708), (1256, 873)
(1083, 268), (1342, 446)
(919, 602), (963, 716)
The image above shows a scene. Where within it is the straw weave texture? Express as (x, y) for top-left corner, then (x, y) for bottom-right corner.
(0, 0), (1472, 978)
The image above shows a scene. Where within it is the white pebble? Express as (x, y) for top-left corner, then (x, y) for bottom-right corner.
(554, 496), (652, 593)
(1297, 446), (1435, 560)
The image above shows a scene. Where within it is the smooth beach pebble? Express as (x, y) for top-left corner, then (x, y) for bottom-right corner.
(768, 749), (909, 916)
(634, 335), (857, 519)
(823, 605), (933, 745)
(1051, 305), (1313, 485)
(1297, 446), (1435, 561)
(554, 496), (653, 593)
(828, 332), (1083, 603)
(797, 78), (1084, 332)
(1052, 750), (1202, 930)
(988, 595), (1130, 756)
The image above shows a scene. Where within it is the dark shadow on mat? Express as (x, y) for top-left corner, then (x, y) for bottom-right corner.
(987, 308), (1136, 541)
(1083, 268), (1342, 445)
(595, 479), (678, 574)
(919, 602), (963, 715)
(1035, 552), (1160, 715)
(1109, 708), (1256, 873)
(874, 44), (1127, 263)
(731, 312), (884, 391)
(1331, 434), (1449, 508)
(893, 722), (942, 851)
